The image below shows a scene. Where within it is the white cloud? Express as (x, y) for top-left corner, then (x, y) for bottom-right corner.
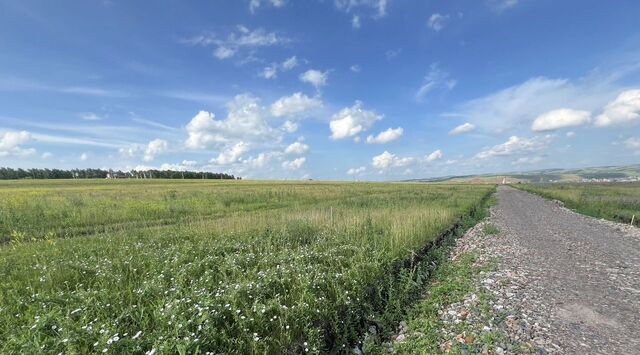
(184, 26), (289, 61)
(80, 112), (104, 121)
(352, 15), (361, 28)
(185, 94), (278, 150)
(119, 144), (142, 158)
(512, 156), (543, 165)
(281, 56), (298, 70)
(372, 151), (415, 170)
(623, 137), (640, 150)
(425, 149), (443, 162)
(120, 139), (169, 162)
(299, 69), (329, 88)
(366, 127), (403, 144)
(41, 152), (53, 159)
(79, 152), (89, 161)
(329, 101), (382, 140)
(347, 166), (366, 175)
(282, 157), (306, 170)
(158, 160), (199, 171)
(281, 120), (298, 133)
(350, 64), (361, 72)
(385, 49), (401, 60)
(453, 75), (625, 132)
(242, 152), (274, 169)
(260, 64), (278, 79)
(416, 63), (456, 100)
(260, 56), (299, 79)
(449, 122), (476, 135)
(143, 139), (169, 162)
(427, 13), (449, 32)
(249, 0), (286, 13)
(334, 0), (389, 18)
(0, 130), (35, 157)
(594, 89), (640, 127)
(270, 93), (322, 117)
(212, 141), (250, 165)
(487, 0), (518, 13)
(531, 108), (591, 132)
(284, 140), (309, 155)
(566, 131), (576, 137)
(475, 135), (549, 160)
(214, 46), (236, 59)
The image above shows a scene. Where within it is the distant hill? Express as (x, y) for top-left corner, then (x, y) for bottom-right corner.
(408, 164), (640, 184)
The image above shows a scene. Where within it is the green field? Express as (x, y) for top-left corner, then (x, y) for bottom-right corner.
(0, 180), (494, 354)
(515, 183), (640, 226)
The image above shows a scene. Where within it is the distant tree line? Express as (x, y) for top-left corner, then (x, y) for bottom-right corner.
(0, 167), (239, 180)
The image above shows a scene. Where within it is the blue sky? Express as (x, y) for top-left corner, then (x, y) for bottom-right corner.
(1, 0), (639, 180)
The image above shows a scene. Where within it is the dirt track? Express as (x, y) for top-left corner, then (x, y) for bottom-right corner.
(493, 186), (640, 353)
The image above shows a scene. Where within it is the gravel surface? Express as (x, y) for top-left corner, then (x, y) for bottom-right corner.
(393, 186), (640, 354)
(491, 186), (640, 354)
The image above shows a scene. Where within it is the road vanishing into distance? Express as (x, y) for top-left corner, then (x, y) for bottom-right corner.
(493, 186), (640, 353)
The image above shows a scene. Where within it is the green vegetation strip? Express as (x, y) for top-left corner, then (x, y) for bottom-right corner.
(0, 181), (494, 353)
(514, 183), (640, 226)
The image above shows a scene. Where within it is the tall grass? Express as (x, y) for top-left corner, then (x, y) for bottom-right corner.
(515, 183), (640, 226)
(0, 180), (493, 353)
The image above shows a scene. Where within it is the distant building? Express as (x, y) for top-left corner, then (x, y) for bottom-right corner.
(106, 170), (127, 179)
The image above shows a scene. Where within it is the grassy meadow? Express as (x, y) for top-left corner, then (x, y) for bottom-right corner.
(515, 183), (640, 226)
(0, 180), (494, 354)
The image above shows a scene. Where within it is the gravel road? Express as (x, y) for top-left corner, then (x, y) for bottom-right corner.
(493, 185), (640, 354)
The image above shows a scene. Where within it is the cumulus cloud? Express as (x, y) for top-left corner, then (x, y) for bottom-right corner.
(350, 64), (361, 72)
(284, 140), (309, 155)
(260, 64), (278, 79)
(329, 101), (382, 140)
(475, 135), (549, 160)
(158, 160), (199, 171)
(366, 127), (403, 144)
(185, 94), (278, 150)
(0, 130), (35, 157)
(299, 69), (329, 88)
(183, 25), (289, 61)
(594, 89), (640, 127)
(282, 157), (306, 170)
(41, 152), (53, 159)
(416, 63), (456, 100)
(79, 152), (89, 161)
(120, 139), (169, 162)
(449, 122), (475, 135)
(425, 149), (443, 162)
(281, 56), (298, 70)
(281, 120), (298, 133)
(531, 108), (591, 132)
(428, 13), (449, 32)
(212, 141), (250, 165)
(372, 151), (415, 170)
(260, 56), (299, 79)
(270, 93), (322, 117)
(214, 46), (236, 59)
(143, 139), (168, 162)
(347, 166), (366, 175)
